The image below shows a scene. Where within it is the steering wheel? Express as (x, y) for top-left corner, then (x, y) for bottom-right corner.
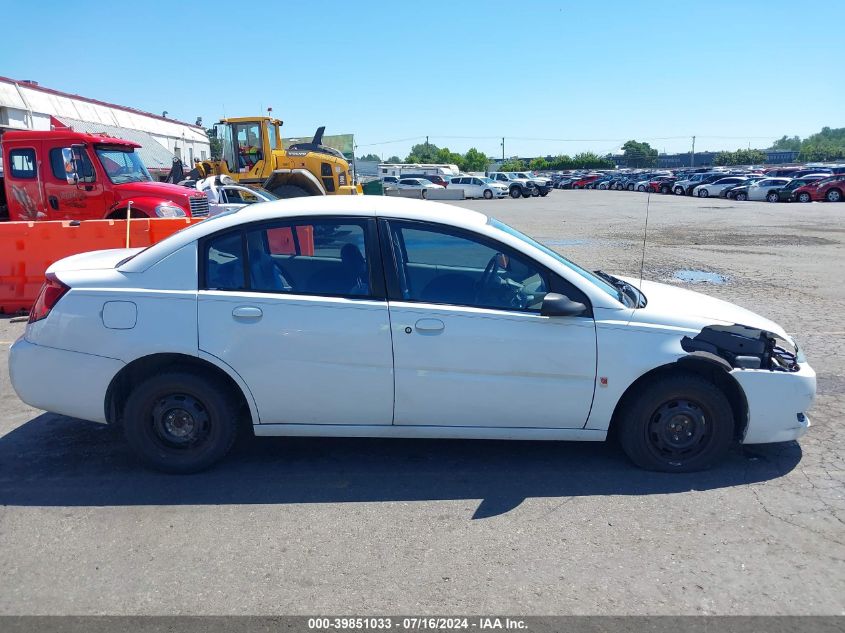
(476, 254), (512, 305)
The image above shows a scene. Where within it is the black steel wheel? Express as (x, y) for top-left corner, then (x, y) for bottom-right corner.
(123, 371), (239, 473)
(618, 373), (734, 472)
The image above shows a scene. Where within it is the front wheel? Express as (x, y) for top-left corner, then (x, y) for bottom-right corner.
(482, 189), (493, 200)
(510, 187), (521, 199)
(735, 192), (747, 201)
(637, 185), (646, 192)
(797, 192), (811, 203)
(122, 372), (239, 473)
(766, 191), (780, 203)
(618, 373), (734, 472)
(270, 184), (309, 198)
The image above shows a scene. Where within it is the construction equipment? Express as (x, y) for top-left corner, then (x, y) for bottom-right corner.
(198, 117), (360, 198)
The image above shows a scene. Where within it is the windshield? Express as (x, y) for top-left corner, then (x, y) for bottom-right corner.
(481, 177), (494, 183)
(489, 218), (623, 302)
(95, 148), (153, 184)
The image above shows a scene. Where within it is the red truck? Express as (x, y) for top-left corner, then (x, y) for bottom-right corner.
(0, 130), (208, 221)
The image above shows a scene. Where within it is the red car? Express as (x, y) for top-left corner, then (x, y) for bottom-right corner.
(647, 176), (676, 193)
(791, 175), (845, 203)
(571, 174), (601, 188)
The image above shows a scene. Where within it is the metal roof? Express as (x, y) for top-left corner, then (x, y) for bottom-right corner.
(58, 117), (177, 171)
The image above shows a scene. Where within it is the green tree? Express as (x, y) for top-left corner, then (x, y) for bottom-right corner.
(386, 155), (402, 163)
(770, 135), (801, 152)
(714, 149), (767, 166)
(461, 148), (489, 172)
(572, 152), (614, 169)
(529, 157), (549, 171)
(622, 140), (658, 168)
(206, 128), (222, 160)
(499, 159), (527, 171)
(406, 142), (441, 163)
(357, 153), (381, 162)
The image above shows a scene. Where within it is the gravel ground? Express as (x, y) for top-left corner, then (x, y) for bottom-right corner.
(0, 190), (842, 615)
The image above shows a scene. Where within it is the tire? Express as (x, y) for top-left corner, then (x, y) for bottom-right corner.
(627, 183), (635, 191)
(122, 371), (239, 473)
(697, 188), (709, 198)
(826, 188), (842, 202)
(599, 183), (607, 190)
(637, 185), (646, 192)
(108, 208), (149, 219)
(421, 189), (428, 199)
(766, 191), (780, 203)
(797, 192), (811, 203)
(660, 185), (670, 194)
(483, 189), (493, 200)
(673, 186), (684, 195)
(617, 373), (734, 472)
(510, 187), (521, 199)
(540, 191), (549, 197)
(735, 192), (747, 201)
(270, 184), (309, 198)
(572, 184), (580, 189)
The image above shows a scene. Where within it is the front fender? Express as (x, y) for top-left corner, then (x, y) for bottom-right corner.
(107, 196), (182, 218)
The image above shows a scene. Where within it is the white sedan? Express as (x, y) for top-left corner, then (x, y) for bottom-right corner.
(396, 177), (440, 198)
(10, 197), (815, 474)
(449, 176), (508, 199)
(746, 177), (793, 201)
(692, 176), (750, 198)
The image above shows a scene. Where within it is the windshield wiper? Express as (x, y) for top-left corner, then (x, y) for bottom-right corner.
(594, 270), (646, 308)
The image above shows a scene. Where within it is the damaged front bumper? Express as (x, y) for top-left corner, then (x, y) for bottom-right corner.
(732, 362), (815, 443)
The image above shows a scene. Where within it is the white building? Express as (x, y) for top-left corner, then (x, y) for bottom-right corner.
(378, 163), (461, 179)
(0, 76), (209, 177)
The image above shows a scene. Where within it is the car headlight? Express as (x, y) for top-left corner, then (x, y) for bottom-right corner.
(155, 203), (186, 218)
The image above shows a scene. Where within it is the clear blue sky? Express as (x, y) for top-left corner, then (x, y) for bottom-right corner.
(3, 0), (842, 159)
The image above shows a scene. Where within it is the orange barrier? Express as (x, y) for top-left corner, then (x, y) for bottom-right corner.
(0, 218), (204, 314)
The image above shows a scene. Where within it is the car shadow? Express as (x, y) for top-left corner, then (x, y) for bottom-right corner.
(0, 413), (802, 518)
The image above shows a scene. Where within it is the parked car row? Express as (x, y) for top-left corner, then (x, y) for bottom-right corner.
(553, 166), (845, 203)
(381, 171), (554, 200)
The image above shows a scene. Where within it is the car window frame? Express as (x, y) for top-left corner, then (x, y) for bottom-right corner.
(378, 218), (592, 316)
(198, 215), (386, 301)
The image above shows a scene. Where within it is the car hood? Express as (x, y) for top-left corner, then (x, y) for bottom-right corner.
(618, 276), (790, 340)
(112, 180), (200, 199)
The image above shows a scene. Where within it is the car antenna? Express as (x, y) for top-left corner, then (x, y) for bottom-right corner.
(638, 186), (651, 291)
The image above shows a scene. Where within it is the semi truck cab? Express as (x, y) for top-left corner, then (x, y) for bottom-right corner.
(0, 130), (208, 221)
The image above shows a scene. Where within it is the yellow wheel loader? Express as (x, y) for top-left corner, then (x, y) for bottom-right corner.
(199, 117), (360, 198)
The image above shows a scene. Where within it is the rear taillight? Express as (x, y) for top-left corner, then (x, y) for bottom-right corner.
(29, 274), (70, 323)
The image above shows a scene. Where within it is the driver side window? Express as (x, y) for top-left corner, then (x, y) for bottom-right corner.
(389, 222), (548, 312)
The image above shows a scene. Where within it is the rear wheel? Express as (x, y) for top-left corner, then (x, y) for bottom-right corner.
(510, 187), (521, 198)
(735, 191), (748, 201)
(618, 373), (734, 472)
(270, 184), (309, 198)
(826, 188), (842, 202)
(673, 186), (684, 195)
(766, 191), (780, 203)
(627, 183), (635, 191)
(122, 371), (239, 473)
(483, 189), (493, 200)
(697, 188), (709, 198)
(797, 192), (811, 203)
(660, 185), (670, 194)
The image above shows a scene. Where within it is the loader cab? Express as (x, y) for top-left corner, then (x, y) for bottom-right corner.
(215, 117), (281, 182)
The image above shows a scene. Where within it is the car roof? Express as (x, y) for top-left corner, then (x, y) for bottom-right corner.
(120, 196), (489, 273)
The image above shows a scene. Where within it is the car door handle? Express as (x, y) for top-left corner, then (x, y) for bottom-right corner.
(232, 306), (263, 320)
(414, 318), (445, 333)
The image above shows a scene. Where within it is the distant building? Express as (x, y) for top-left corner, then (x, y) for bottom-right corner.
(0, 76), (209, 178)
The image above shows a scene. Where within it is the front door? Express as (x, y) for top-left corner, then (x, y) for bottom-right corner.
(43, 146), (106, 220)
(198, 217), (394, 425)
(383, 220), (597, 429)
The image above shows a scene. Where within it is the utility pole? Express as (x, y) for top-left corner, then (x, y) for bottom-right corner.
(501, 137), (505, 161)
(691, 135), (696, 167)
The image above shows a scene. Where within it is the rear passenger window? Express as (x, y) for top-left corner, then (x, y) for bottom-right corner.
(9, 149), (37, 179)
(247, 220), (372, 297)
(205, 232), (245, 290)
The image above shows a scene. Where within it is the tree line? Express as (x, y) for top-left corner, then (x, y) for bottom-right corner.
(770, 127), (845, 162)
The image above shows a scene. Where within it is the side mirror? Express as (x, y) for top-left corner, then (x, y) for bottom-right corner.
(541, 292), (586, 317)
(61, 147), (79, 184)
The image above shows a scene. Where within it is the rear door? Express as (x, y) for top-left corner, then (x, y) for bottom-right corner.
(382, 219), (597, 429)
(197, 216), (394, 425)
